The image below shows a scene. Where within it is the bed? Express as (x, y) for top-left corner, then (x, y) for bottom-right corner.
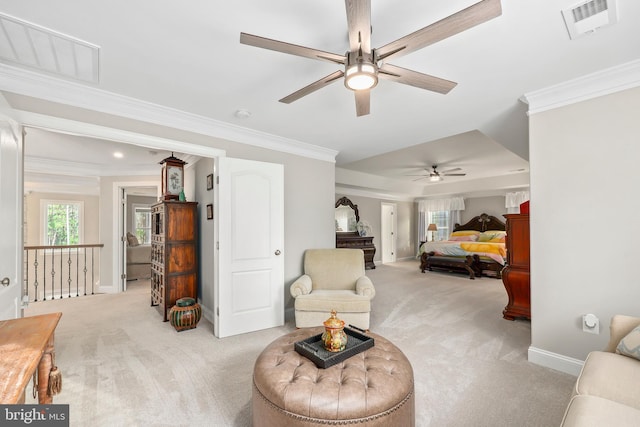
(419, 213), (506, 279)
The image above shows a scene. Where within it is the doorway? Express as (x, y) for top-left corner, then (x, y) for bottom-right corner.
(118, 186), (159, 292)
(381, 202), (397, 264)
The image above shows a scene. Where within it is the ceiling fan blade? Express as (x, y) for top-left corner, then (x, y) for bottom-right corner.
(412, 176), (428, 181)
(441, 167), (462, 173)
(443, 173), (466, 176)
(379, 64), (457, 94)
(375, 0), (502, 61)
(345, 0), (372, 52)
(240, 33), (346, 65)
(279, 70), (344, 104)
(355, 89), (370, 116)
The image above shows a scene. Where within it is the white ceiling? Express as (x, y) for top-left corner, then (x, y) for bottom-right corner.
(1, 0), (639, 198)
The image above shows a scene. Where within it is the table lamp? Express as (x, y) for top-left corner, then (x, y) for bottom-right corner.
(427, 223), (438, 241)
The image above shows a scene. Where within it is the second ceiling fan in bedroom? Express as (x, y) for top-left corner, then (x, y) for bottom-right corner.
(410, 165), (466, 182)
(240, 0), (502, 116)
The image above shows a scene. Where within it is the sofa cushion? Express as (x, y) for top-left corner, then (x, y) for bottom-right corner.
(616, 325), (640, 361)
(575, 351), (640, 410)
(294, 290), (371, 313)
(126, 232), (140, 246)
(561, 395), (640, 427)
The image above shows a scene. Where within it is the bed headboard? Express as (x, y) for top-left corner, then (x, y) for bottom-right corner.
(453, 213), (505, 232)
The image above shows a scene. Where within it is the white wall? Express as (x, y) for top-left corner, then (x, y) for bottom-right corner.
(193, 158), (215, 316)
(461, 195), (507, 224)
(529, 86), (640, 371)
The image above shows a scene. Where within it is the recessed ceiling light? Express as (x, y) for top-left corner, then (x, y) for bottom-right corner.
(113, 152), (123, 158)
(234, 109), (251, 119)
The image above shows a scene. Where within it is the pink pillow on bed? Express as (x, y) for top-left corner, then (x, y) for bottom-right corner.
(449, 235), (478, 242)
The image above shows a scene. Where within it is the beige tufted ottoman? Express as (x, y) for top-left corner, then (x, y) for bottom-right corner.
(252, 327), (415, 426)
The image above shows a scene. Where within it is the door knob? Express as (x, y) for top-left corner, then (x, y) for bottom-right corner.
(1, 277), (9, 287)
(274, 250), (281, 256)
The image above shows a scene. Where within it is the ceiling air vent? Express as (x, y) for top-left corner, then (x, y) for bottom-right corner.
(0, 13), (99, 84)
(562, 0), (618, 40)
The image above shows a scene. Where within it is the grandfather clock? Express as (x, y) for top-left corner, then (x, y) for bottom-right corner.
(159, 153), (186, 201)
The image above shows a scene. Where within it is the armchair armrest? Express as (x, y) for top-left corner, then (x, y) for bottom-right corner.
(604, 315), (640, 352)
(290, 275), (312, 297)
(355, 276), (375, 299)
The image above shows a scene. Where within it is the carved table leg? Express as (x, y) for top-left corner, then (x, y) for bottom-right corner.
(464, 256), (476, 280)
(37, 335), (55, 404)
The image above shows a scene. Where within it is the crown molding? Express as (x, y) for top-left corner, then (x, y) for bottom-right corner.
(521, 59), (640, 115)
(0, 63), (338, 163)
(335, 185), (415, 202)
(17, 110), (226, 159)
(24, 156), (158, 177)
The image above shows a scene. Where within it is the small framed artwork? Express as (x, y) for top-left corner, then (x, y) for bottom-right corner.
(206, 174), (214, 191)
(206, 204), (213, 220)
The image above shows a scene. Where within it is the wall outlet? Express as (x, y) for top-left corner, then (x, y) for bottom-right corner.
(583, 313), (600, 334)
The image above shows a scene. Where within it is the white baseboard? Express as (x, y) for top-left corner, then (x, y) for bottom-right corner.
(98, 284), (116, 294)
(528, 346), (584, 376)
(201, 301), (214, 325)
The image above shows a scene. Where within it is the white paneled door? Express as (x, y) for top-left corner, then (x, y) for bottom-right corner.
(381, 202), (397, 264)
(216, 158), (284, 338)
(0, 120), (23, 320)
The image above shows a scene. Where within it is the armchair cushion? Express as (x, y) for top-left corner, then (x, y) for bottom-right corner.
(304, 248), (366, 291)
(294, 290), (371, 313)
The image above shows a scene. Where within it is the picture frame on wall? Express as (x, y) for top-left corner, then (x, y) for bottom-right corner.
(206, 204), (213, 220)
(206, 174), (214, 191)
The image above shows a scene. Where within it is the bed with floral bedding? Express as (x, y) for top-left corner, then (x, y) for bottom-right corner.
(419, 213), (506, 279)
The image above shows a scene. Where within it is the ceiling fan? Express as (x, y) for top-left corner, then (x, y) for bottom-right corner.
(410, 165), (466, 182)
(240, 0), (501, 116)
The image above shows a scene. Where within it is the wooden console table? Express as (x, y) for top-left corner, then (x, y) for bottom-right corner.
(0, 312), (62, 404)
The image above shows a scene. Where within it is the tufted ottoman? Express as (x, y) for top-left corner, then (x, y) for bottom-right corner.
(252, 327), (414, 426)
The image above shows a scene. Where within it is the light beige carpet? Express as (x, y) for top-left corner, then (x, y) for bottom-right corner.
(25, 260), (576, 426)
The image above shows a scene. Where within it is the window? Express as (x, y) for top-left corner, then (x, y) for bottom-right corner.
(41, 200), (83, 246)
(133, 205), (151, 244)
(427, 211), (450, 241)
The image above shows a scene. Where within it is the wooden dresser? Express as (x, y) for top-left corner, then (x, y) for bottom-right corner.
(501, 213), (530, 320)
(336, 232), (376, 269)
(151, 201), (198, 321)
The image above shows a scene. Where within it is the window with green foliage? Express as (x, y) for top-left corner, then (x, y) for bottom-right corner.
(42, 200), (83, 246)
(133, 205), (151, 244)
(427, 211), (450, 241)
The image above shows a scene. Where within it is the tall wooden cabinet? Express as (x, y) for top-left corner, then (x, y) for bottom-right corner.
(151, 201), (198, 321)
(501, 213), (530, 320)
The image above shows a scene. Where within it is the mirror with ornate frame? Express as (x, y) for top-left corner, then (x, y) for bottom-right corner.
(335, 196), (359, 233)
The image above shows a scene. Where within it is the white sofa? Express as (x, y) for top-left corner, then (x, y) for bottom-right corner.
(126, 244), (151, 280)
(561, 315), (640, 426)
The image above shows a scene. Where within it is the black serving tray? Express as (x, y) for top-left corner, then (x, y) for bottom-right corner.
(294, 327), (375, 369)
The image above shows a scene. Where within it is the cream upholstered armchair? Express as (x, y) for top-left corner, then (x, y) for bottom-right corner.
(290, 248), (375, 330)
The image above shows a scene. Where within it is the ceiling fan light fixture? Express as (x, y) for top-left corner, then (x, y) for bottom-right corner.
(429, 175), (442, 182)
(345, 62), (378, 91)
